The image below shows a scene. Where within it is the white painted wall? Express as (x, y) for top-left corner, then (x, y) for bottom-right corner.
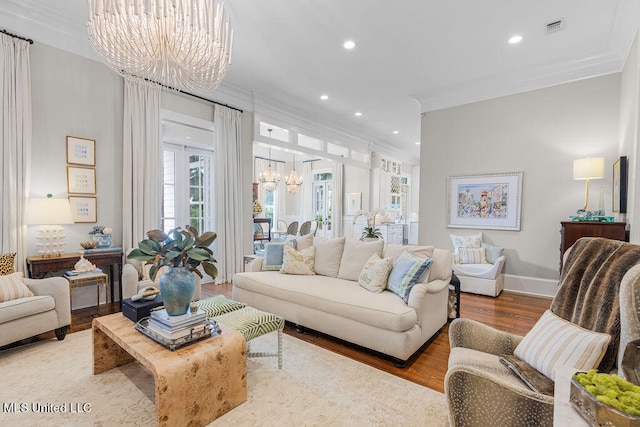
(419, 74), (621, 292)
(619, 32), (640, 241)
(28, 42), (124, 308)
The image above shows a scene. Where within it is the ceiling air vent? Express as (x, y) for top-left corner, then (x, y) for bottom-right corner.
(545, 19), (564, 35)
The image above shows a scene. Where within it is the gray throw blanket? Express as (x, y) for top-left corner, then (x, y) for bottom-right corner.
(551, 237), (640, 373)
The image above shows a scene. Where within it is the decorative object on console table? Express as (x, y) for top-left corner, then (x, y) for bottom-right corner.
(127, 227), (217, 316)
(613, 156), (628, 214)
(559, 221), (627, 271)
(447, 172), (523, 231)
(26, 194), (74, 257)
(89, 225), (112, 247)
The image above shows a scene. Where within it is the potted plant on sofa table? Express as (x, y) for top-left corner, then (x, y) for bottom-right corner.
(127, 226), (217, 316)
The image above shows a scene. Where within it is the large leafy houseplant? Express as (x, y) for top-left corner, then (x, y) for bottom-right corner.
(127, 226), (218, 282)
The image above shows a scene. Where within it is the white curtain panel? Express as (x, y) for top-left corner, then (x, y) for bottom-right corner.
(332, 162), (344, 237)
(301, 162), (313, 221)
(122, 79), (161, 251)
(276, 161), (285, 224)
(0, 34), (31, 272)
(214, 105), (244, 283)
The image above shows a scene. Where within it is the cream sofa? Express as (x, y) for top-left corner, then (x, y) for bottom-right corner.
(232, 237), (452, 367)
(0, 276), (71, 347)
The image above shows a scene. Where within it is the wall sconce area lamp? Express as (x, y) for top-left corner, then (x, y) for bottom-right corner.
(573, 157), (605, 212)
(26, 194), (74, 257)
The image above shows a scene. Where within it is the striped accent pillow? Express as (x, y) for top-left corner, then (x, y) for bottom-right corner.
(0, 272), (33, 303)
(386, 252), (433, 303)
(514, 310), (611, 380)
(456, 247), (487, 264)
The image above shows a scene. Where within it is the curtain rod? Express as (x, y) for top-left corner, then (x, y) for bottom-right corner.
(1, 29), (33, 44)
(303, 158), (323, 163)
(146, 78), (243, 113)
(255, 155), (285, 164)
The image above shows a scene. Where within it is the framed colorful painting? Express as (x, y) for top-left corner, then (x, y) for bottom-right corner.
(68, 196), (97, 223)
(66, 136), (96, 166)
(447, 171), (523, 231)
(67, 166), (96, 194)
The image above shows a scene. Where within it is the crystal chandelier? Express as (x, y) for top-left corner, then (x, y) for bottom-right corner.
(87, 0), (233, 92)
(259, 148), (280, 192)
(285, 153), (303, 194)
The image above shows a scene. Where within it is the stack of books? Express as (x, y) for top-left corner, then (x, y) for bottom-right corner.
(146, 308), (208, 340)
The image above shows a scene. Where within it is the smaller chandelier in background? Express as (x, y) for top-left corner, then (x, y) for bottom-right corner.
(286, 153), (303, 194)
(87, 0), (233, 93)
(259, 148), (280, 192)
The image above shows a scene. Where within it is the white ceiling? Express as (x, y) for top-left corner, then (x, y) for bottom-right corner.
(2, 0), (640, 163)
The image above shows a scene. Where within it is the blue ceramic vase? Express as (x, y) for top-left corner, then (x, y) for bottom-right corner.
(159, 266), (195, 316)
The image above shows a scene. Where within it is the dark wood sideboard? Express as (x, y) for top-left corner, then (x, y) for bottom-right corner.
(26, 251), (123, 305)
(559, 221), (628, 271)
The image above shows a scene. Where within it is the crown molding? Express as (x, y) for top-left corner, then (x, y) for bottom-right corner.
(415, 50), (625, 113)
(0, 0), (97, 61)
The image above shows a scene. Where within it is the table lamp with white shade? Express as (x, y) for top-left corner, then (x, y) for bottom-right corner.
(573, 157), (605, 212)
(26, 194), (74, 257)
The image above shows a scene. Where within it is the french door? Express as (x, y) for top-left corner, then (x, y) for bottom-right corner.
(313, 175), (332, 238)
(162, 144), (214, 235)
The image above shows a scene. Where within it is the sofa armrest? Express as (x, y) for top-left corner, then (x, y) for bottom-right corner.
(408, 278), (448, 325)
(25, 277), (70, 327)
(122, 263), (141, 300)
(449, 317), (523, 355)
(246, 256), (264, 272)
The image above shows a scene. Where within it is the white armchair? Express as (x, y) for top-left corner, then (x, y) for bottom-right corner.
(122, 253), (202, 301)
(452, 255), (506, 297)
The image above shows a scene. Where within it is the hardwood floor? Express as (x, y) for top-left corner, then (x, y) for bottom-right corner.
(68, 282), (551, 394)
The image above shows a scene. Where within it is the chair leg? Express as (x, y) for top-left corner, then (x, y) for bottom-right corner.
(277, 329), (282, 369)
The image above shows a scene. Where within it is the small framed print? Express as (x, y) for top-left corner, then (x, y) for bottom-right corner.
(68, 196), (97, 223)
(66, 136), (96, 166)
(67, 166), (96, 194)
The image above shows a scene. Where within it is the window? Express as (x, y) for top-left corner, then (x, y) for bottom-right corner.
(263, 187), (276, 223)
(161, 120), (214, 235)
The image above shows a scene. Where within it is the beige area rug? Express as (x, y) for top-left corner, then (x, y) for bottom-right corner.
(0, 329), (448, 426)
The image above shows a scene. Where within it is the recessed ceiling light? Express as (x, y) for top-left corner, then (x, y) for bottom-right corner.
(343, 40), (356, 49)
(392, 130), (399, 135)
(508, 35), (523, 44)
(415, 142), (421, 145)
(354, 112), (362, 117)
(320, 94), (328, 100)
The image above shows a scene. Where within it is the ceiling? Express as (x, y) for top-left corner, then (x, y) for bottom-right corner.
(1, 0), (640, 163)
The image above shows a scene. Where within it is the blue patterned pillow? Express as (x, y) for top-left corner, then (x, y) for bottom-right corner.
(262, 242), (294, 271)
(386, 252), (433, 302)
(482, 243), (504, 264)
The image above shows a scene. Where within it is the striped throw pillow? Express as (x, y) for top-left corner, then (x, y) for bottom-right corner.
(514, 310), (611, 380)
(456, 247), (487, 264)
(0, 272), (34, 303)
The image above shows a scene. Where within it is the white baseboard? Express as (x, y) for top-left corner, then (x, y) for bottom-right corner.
(503, 274), (558, 298)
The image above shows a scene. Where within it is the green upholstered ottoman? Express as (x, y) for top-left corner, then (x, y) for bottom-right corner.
(195, 295), (247, 317)
(214, 306), (284, 369)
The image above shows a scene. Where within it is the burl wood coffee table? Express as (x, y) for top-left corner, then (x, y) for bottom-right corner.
(93, 313), (247, 426)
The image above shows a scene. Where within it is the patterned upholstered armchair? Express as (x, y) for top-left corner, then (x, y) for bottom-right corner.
(445, 237), (640, 427)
